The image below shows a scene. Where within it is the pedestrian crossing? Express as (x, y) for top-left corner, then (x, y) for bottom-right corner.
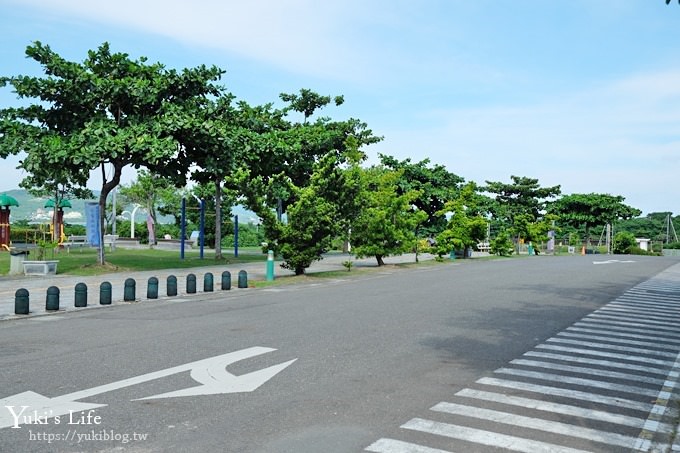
(366, 265), (680, 452)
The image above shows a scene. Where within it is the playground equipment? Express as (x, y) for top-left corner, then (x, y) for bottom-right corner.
(0, 193), (19, 251)
(44, 198), (72, 245)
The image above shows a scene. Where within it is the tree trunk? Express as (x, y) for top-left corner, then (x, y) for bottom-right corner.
(214, 177), (222, 259)
(98, 162), (122, 265)
(375, 254), (385, 266)
(295, 266), (305, 275)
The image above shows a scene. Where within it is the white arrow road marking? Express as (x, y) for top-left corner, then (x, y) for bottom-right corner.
(0, 346), (296, 429)
(135, 351), (297, 399)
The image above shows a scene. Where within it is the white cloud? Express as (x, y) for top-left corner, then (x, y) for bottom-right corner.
(370, 68), (680, 214)
(12, 0), (385, 83)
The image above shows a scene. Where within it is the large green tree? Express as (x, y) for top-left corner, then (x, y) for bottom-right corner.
(170, 93), (249, 258)
(118, 169), (177, 244)
(379, 154), (464, 237)
(238, 89), (380, 217)
(242, 153), (361, 274)
(351, 167), (427, 266)
(0, 42), (223, 264)
(435, 182), (488, 258)
(484, 175), (561, 224)
(548, 193), (641, 250)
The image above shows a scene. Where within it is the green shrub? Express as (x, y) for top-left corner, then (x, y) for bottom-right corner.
(613, 231), (636, 254)
(491, 232), (514, 256)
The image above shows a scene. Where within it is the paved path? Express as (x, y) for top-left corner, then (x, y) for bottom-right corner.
(0, 252), (435, 320)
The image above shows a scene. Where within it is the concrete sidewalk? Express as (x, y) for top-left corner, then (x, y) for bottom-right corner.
(0, 253), (434, 320)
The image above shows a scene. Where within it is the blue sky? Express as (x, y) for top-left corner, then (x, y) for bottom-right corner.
(1, 0), (679, 215)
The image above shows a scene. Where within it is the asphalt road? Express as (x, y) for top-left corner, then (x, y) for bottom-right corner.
(1, 254), (679, 452)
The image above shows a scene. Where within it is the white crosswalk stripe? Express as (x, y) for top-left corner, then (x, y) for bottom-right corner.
(366, 265), (680, 452)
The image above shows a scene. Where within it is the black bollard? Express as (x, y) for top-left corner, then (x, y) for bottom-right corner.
(15, 288), (29, 315)
(221, 271), (231, 290)
(147, 277), (159, 299)
(238, 270), (248, 288)
(204, 272), (214, 292)
(124, 278), (136, 301)
(167, 275), (177, 297)
(100, 282), (112, 305)
(186, 273), (196, 294)
(46, 286), (60, 311)
(74, 283), (87, 307)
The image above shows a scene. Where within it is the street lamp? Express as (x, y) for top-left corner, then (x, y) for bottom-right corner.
(119, 204), (143, 238)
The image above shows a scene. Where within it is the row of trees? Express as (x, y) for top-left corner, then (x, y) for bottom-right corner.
(1, 42), (645, 274)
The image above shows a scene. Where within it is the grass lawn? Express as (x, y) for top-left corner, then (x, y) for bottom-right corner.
(0, 247), (267, 277)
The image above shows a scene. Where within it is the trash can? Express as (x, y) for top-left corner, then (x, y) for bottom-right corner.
(9, 249), (29, 276)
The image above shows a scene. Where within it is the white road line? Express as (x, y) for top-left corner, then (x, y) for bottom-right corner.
(365, 438), (453, 453)
(586, 313), (680, 329)
(524, 351), (671, 376)
(578, 318), (680, 334)
(566, 326), (680, 345)
(574, 321), (680, 339)
(608, 302), (680, 316)
(510, 358), (665, 385)
(401, 418), (592, 453)
(556, 331), (680, 352)
(455, 388), (657, 429)
(618, 292), (680, 303)
(546, 337), (678, 358)
(477, 377), (652, 412)
(597, 306), (680, 321)
(494, 368), (659, 397)
(625, 288), (680, 297)
(536, 344), (675, 367)
(431, 402), (638, 448)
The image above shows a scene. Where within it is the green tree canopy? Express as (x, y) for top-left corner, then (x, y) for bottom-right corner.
(435, 182), (488, 257)
(351, 167), (427, 266)
(548, 193), (641, 246)
(0, 41), (223, 263)
(484, 175), (561, 224)
(379, 154), (464, 236)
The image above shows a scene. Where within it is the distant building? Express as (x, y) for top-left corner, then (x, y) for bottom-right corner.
(636, 238), (650, 251)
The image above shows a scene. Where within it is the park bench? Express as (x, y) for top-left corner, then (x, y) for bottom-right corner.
(63, 235), (88, 253)
(103, 234), (118, 249)
(155, 238), (193, 251)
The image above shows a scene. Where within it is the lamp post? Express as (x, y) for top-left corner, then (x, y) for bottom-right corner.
(119, 204), (143, 238)
(191, 194), (205, 259)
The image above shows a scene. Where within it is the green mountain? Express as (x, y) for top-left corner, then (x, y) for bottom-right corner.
(0, 189), (258, 225)
(0, 189), (96, 224)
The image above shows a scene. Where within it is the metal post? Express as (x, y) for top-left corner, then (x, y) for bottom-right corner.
(266, 250), (274, 281)
(234, 214), (239, 258)
(199, 198), (205, 259)
(180, 197), (186, 260)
